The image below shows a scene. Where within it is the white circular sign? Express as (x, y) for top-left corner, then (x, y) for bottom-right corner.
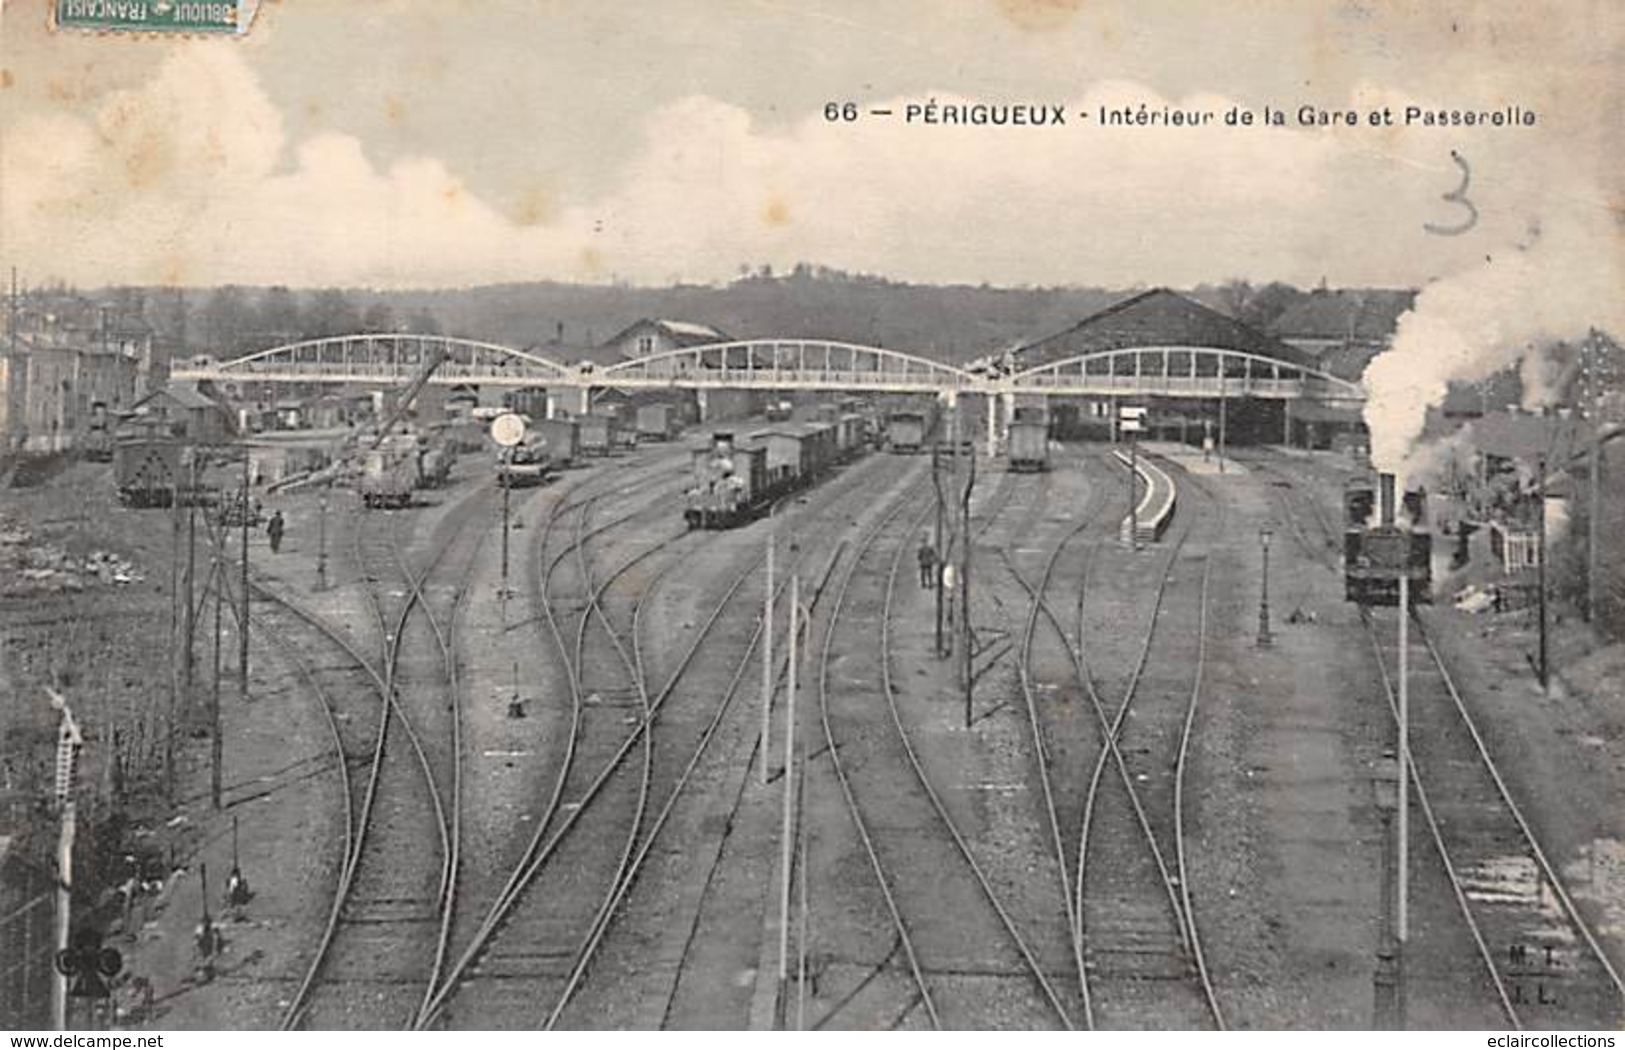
(490, 413), (526, 448)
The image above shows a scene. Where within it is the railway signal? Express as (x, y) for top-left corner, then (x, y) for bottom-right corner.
(53, 927), (122, 1002)
(47, 689), (82, 1030)
(491, 414), (526, 601)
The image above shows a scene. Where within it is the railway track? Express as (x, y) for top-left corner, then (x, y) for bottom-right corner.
(279, 483), (495, 1029)
(559, 453), (923, 1029)
(811, 467), (1079, 1029)
(1067, 454), (1226, 1029)
(992, 448), (1122, 1025)
(421, 448), (910, 1028)
(1362, 604), (1625, 1028)
(418, 460), (698, 1026)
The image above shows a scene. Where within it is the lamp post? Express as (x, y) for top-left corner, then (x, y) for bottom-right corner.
(1257, 526), (1274, 647)
(315, 485), (329, 592)
(1372, 751), (1403, 1029)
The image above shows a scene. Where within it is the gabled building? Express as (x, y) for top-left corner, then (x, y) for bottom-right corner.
(126, 381), (235, 445)
(600, 319), (730, 361)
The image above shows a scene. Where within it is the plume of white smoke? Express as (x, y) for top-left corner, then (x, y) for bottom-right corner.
(1402, 421), (1477, 493)
(1362, 214), (1625, 481)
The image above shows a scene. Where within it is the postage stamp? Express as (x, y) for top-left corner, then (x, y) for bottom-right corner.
(52, 0), (258, 35)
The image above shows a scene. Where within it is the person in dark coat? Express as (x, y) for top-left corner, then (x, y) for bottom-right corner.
(266, 510), (285, 554)
(917, 537), (936, 588)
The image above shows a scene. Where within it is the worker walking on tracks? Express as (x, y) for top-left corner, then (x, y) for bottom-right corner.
(917, 537), (937, 588)
(266, 510), (285, 554)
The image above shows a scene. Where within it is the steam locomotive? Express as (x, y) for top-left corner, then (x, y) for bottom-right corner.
(684, 419), (867, 529)
(1344, 471), (1433, 605)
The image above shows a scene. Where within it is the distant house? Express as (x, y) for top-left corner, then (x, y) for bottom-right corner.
(1268, 289), (1416, 360)
(1, 313), (150, 453)
(600, 319), (730, 361)
(125, 382), (235, 444)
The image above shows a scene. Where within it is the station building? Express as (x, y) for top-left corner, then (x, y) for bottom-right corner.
(1009, 288), (1364, 449)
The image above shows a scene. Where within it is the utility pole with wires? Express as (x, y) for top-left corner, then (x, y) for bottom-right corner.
(166, 476), (182, 803)
(776, 571), (800, 1024)
(1583, 329), (1612, 625)
(961, 441), (975, 729)
(208, 514), (225, 812)
(238, 450), (250, 705)
(183, 459), (198, 711)
(932, 443), (945, 657)
(1537, 452), (1549, 693)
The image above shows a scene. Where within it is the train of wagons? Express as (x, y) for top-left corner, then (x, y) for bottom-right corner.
(1343, 470), (1433, 605)
(684, 415), (871, 529)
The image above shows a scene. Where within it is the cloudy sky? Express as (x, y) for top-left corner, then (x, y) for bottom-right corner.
(1, 0), (1619, 290)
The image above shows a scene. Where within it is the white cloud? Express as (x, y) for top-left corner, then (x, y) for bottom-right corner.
(2, 42), (1608, 294)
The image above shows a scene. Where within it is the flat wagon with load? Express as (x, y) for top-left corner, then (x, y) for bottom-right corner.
(358, 438), (420, 509)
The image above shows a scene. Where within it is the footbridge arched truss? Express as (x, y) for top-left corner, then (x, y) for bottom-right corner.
(594, 339), (978, 393)
(169, 333), (1367, 404)
(1005, 345), (1365, 401)
(172, 334), (575, 386)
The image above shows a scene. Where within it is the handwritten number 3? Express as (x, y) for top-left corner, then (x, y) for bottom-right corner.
(1424, 150), (1478, 236)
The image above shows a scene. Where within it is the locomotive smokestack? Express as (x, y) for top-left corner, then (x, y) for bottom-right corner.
(1379, 472), (1397, 528)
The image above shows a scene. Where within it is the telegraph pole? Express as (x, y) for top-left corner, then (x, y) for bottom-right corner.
(933, 444), (945, 657)
(210, 521), (224, 812)
(777, 572), (800, 1021)
(1585, 332), (1602, 624)
(238, 451), (250, 704)
(761, 532), (774, 786)
(961, 443), (974, 729)
(167, 476), (181, 802)
(184, 459), (198, 707)
(1397, 570), (1410, 1024)
(1537, 454), (1549, 692)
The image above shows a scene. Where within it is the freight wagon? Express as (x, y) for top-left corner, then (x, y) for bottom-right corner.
(635, 404), (681, 442)
(532, 418), (580, 467)
(1007, 419), (1050, 472)
(578, 415), (616, 457)
(887, 411), (928, 454)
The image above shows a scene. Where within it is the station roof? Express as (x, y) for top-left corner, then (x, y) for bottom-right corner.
(1012, 289), (1314, 372)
